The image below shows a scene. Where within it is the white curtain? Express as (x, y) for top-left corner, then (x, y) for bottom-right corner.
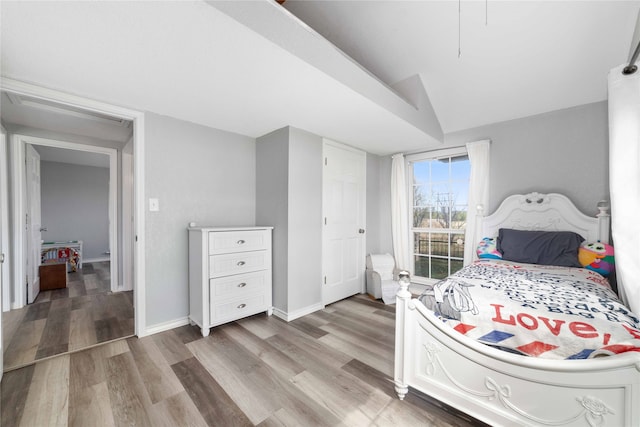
(463, 140), (491, 265)
(391, 153), (410, 271)
(608, 64), (640, 314)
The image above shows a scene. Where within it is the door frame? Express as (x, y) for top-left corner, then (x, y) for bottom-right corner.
(12, 135), (119, 304)
(1, 125), (9, 312)
(1, 78), (147, 337)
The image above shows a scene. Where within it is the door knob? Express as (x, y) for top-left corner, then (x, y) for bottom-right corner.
(358, 228), (365, 234)
(40, 227), (48, 232)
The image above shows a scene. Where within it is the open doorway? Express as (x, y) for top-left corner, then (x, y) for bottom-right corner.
(11, 136), (121, 306)
(4, 133), (132, 372)
(0, 82), (145, 371)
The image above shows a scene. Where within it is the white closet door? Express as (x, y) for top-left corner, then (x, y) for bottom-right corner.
(322, 140), (366, 306)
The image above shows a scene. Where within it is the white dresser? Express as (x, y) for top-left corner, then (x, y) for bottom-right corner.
(188, 226), (273, 337)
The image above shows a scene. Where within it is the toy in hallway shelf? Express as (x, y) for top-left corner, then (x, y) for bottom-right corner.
(41, 246), (80, 272)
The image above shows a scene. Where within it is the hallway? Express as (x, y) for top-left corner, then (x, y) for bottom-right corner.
(3, 262), (134, 371)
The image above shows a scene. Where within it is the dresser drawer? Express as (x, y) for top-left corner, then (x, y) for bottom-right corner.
(208, 230), (268, 255)
(210, 271), (267, 299)
(211, 294), (266, 322)
(209, 250), (268, 278)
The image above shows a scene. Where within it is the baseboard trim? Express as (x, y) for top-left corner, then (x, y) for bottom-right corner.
(143, 316), (190, 337)
(143, 303), (325, 335)
(272, 302), (324, 322)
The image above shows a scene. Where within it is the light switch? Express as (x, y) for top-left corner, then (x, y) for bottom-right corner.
(149, 198), (160, 212)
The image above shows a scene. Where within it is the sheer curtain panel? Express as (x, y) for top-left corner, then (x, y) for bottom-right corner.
(608, 64), (640, 314)
(463, 140), (490, 265)
(391, 153), (410, 271)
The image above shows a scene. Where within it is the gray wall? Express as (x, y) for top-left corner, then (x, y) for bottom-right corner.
(366, 153), (380, 255)
(445, 101), (609, 215)
(287, 127), (323, 314)
(40, 161), (110, 261)
(255, 127), (289, 311)
(255, 126), (323, 316)
(145, 112), (256, 327)
(373, 101), (610, 258)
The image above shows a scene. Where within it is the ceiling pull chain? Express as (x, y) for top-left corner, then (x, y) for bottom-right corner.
(486, 0), (488, 26)
(459, 0), (488, 58)
(458, 0), (461, 58)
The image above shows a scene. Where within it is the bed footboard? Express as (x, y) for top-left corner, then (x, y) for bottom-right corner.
(394, 281), (640, 427)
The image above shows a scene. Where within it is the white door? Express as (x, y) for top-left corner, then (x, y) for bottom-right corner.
(322, 140), (366, 305)
(26, 144), (42, 304)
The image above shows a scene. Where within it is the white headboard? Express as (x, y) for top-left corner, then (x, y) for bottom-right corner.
(476, 192), (610, 244)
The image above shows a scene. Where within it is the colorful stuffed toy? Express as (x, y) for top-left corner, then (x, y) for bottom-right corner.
(578, 241), (615, 276)
(476, 237), (502, 259)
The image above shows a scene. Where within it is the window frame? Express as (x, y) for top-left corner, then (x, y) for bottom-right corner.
(406, 146), (469, 285)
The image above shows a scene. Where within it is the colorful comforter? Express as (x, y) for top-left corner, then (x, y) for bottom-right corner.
(419, 260), (640, 359)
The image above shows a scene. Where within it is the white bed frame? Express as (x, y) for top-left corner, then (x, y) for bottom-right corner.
(394, 192), (640, 426)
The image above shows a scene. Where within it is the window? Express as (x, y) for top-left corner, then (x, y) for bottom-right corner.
(409, 149), (470, 283)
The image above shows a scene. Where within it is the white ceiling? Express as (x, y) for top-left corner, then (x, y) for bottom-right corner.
(283, 1), (640, 134)
(1, 1), (638, 155)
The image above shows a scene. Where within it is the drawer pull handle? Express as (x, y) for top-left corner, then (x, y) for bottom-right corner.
(237, 240), (245, 245)
(237, 261), (245, 266)
(237, 282), (247, 288)
(237, 303), (246, 309)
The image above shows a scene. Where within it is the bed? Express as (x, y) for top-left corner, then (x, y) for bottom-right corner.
(394, 192), (640, 426)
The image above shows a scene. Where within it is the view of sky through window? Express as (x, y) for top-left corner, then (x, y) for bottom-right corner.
(412, 156), (470, 208)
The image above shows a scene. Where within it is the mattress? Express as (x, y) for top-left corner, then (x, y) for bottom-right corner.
(419, 259), (640, 359)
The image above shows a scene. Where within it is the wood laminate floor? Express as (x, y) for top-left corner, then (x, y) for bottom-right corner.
(1, 294), (485, 427)
(2, 262), (134, 371)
